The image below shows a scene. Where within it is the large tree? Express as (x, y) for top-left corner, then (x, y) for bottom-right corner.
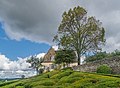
(53, 6), (105, 65)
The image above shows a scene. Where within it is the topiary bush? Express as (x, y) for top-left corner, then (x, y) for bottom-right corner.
(61, 67), (72, 71)
(97, 65), (111, 74)
(38, 80), (55, 86)
(51, 70), (73, 79)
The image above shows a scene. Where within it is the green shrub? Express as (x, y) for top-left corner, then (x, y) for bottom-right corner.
(51, 70), (73, 79)
(1, 68), (120, 88)
(16, 86), (25, 88)
(48, 70), (60, 77)
(0, 80), (18, 87)
(69, 78), (96, 88)
(61, 77), (81, 83)
(24, 83), (32, 88)
(97, 65), (111, 74)
(38, 80), (55, 86)
(68, 72), (85, 78)
(61, 67), (72, 70)
(26, 79), (55, 87)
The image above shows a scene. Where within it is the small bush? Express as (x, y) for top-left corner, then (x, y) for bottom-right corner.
(69, 78), (95, 88)
(16, 86), (25, 88)
(51, 70), (73, 79)
(97, 65), (111, 74)
(24, 83), (32, 88)
(61, 67), (72, 70)
(68, 72), (85, 78)
(48, 70), (59, 78)
(39, 80), (55, 86)
(62, 77), (81, 83)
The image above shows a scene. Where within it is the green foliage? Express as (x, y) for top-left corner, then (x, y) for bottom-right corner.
(110, 49), (120, 56)
(59, 76), (81, 84)
(97, 65), (111, 74)
(61, 67), (72, 70)
(28, 79), (55, 87)
(27, 55), (44, 74)
(85, 50), (120, 63)
(16, 86), (24, 88)
(54, 49), (76, 65)
(39, 80), (55, 86)
(68, 78), (98, 88)
(0, 80), (19, 87)
(51, 70), (73, 79)
(85, 52), (107, 62)
(1, 69), (120, 88)
(54, 6), (105, 65)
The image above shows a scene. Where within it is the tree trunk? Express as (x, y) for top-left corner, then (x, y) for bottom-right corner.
(36, 67), (39, 75)
(78, 54), (81, 65)
(63, 63), (65, 68)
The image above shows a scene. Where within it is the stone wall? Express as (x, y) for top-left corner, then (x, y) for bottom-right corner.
(72, 56), (120, 74)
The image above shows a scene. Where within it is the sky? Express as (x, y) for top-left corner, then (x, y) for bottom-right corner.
(0, 0), (120, 77)
(0, 27), (50, 60)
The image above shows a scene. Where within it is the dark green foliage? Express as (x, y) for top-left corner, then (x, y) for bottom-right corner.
(21, 75), (25, 79)
(110, 49), (120, 56)
(97, 65), (111, 74)
(0, 80), (18, 87)
(85, 52), (107, 62)
(85, 50), (120, 63)
(61, 67), (72, 70)
(39, 68), (44, 74)
(28, 79), (55, 87)
(27, 55), (44, 75)
(54, 49), (76, 65)
(16, 86), (24, 88)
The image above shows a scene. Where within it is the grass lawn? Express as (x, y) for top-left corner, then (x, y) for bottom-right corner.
(0, 68), (120, 88)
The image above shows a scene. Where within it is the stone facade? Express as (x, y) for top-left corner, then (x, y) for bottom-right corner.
(42, 46), (78, 71)
(42, 47), (56, 71)
(72, 56), (120, 74)
(44, 47), (56, 62)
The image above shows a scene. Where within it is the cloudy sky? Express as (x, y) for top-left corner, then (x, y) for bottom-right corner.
(0, 53), (45, 78)
(0, 0), (120, 73)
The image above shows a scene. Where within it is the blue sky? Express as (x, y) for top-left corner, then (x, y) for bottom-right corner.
(0, 23), (50, 60)
(0, 0), (119, 64)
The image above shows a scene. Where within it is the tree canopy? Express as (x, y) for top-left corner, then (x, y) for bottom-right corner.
(27, 56), (43, 75)
(85, 49), (120, 63)
(54, 49), (76, 66)
(53, 6), (105, 65)
(85, 52), (107, 62)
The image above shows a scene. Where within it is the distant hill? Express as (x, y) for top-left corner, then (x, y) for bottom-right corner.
(1, 68), (120, 88)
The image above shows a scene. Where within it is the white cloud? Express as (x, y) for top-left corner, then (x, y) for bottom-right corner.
(36, 53), (46, 58)
(52, 45), (58, 51)
(0, 53), (46, 70)
(0, 54), (10, 69)
(0, 54), (30, 70)
(0, 53), (45, 78)
(0, 0), (120, 52)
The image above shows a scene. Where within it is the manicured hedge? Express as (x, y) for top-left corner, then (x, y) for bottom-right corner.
(97, 65), (111, 74)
